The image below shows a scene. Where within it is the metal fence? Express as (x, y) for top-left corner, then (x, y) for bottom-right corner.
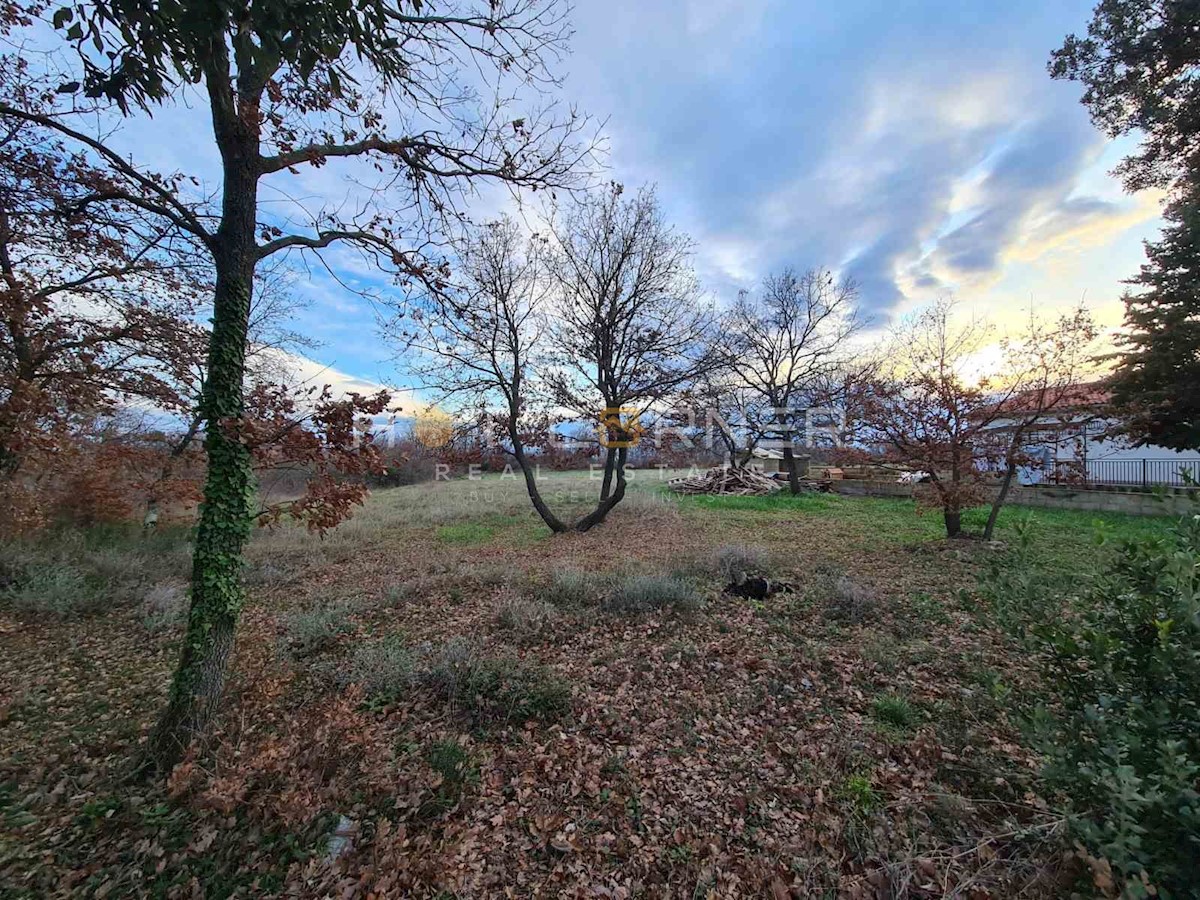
(1049, 458), (1200, 488)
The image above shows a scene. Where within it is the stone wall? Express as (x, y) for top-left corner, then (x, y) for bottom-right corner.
(828, 479), (1196, 517)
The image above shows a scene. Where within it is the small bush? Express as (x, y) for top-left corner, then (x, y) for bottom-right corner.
(871, 693), (918, 731)
(710, 544), (770, 582)
(2, 562), (95, 616)
(824, 574), (877, 624)
(839, 772), (880, 814)
(604, 574), (700, 615)
(339, 634), (414, 702)
(0, 529), (190, 617)
(496, 597), (556, 639)
(243, 560), (286, 588)
(464, 563), (511, 588)
(383, 581), (416, 606)
(139, 583), (187, 633)
(421, 639), (570, 724)
(536, 568), (609, 608)
(278, 604), (352, 659)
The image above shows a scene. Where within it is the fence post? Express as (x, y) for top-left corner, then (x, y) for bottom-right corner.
(1142, 458), (1147, 488)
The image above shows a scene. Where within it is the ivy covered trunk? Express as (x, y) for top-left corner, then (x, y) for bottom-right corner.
(149, 93), (259, 770)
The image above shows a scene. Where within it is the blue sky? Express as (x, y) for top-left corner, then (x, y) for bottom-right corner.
(108, 0), (1164, 405)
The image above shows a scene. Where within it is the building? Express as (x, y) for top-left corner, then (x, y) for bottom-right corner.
(987, 383), (1200, 488)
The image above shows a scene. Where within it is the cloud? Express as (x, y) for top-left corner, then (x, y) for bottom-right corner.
(81, 0), (1162, 374)
(564, 0), (1159, 325)
(261, 350), (426, 414)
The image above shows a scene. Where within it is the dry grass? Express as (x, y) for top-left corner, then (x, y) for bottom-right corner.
(0, 472), (1170, 898)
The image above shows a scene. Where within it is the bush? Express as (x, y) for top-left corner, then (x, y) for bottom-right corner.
(421, 638), (570, 724)
(536, 568), (610, 608)
(2, 562), (94, 616)
(0, 527), (191, 617)
(824, 575), (877, 624)
(139, 583), (187, 633)
(710, 544), (770, 582)
(604, 574), (699, 615)
(496, 597), (556, 639)
(1, 543), (141, 616)
(338, 634), (414, 702)
(983, 511), (1200, 896)
(278, 604), (352, 659)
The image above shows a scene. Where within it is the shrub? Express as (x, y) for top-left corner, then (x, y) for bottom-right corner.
(464, 563), (511, 588)
(983, 510), (1200, 896)
(496, 597), (556, 639)
(139, 583), (187, 633)
(536, 568), (610, 608)
(338, 634), (414, 702)
(710, 544), (770, 582)
(604, 574), (700, 615)
(421, 639), (570, 724)
(824, 575), (877, 624)
(0, 528), (191, 617)
(2, 562), (95, 616)
(839, 772), (880, 814)
(0, 547), (145, 616)
(243, 560), (286, 588)
(278, 604), (352, 659)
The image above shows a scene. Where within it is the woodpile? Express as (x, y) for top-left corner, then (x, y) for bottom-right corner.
(668, 465), (783, 496)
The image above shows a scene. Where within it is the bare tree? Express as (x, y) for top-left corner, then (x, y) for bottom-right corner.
(860, 300), (1013, 538)
(671, 376), (776, 468)
(411, 189), (721, 532)
(406, 216), (568, 530)
(543, 184), (721, 529)
(981, 306), (1099, 540)
(722, 268), (860, 493)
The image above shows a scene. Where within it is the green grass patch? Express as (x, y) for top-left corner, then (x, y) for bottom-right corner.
(871, 693), (919, 731)
(435, 522), (497, 545)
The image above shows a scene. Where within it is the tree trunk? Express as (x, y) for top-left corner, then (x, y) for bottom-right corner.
(776, 406), (801, 495)
(508, 423), (567, 532)
(782, 445), (801, 495)
(575, 445), (628, 532)
(148, 117), (259, 771)
(983, 462), (1017, 541)
(943, 508), (962, 538)
(598, 445), (616, 501)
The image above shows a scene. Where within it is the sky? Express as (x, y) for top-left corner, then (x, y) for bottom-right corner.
(102, 0), (1165, 406)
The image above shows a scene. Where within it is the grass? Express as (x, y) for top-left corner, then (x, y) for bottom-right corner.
(871, 693), (919, 731)
(604, 573), (700, 614)
(0, 471), (1184, 898)
(681, 488), (1173, 557)
(435, 522), (498, 545)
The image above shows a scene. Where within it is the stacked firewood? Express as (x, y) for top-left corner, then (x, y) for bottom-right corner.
(668, 465), (783, 496)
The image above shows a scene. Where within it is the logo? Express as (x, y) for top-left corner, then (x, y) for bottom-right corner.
(597, 407), (643, 448)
